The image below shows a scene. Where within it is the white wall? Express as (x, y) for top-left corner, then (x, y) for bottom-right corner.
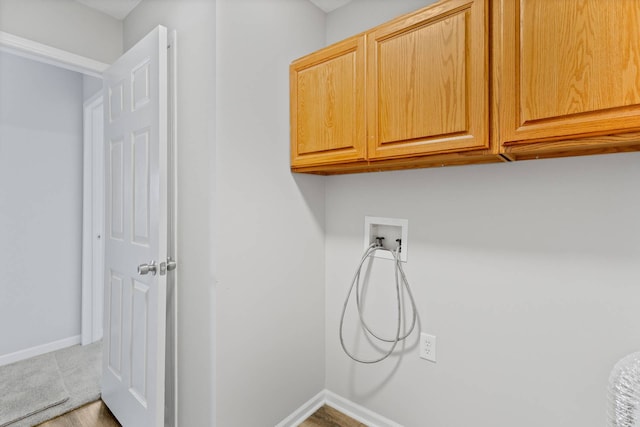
(215, 0), (326, 425)
(124, 2), (217, 425)
(125, 2), (327, 425)
(82, 75), (102, 102)
(325, 154), (640, 427)
(323, 5), (640, 427)
(0, 0), (122, 64)
(0, 52), (84, 356)
(325, 0), (431, 44)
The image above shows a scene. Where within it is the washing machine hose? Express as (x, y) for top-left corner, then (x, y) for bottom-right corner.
(339, 242), (418, 364)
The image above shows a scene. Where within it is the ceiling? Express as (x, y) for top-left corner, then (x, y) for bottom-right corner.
(308, 0), (353, 13)
(76, 0), (351, 19)
(74, 0), (142, 20)
(75, 0), (353, 20)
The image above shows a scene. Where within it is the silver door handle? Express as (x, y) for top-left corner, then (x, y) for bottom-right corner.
(138, 261), (157, 276)
(159, 257), (177, 276)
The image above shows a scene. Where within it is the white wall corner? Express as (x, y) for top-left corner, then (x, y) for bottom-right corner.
(274, 390), (326, 427)
(275, 389), (403, 427)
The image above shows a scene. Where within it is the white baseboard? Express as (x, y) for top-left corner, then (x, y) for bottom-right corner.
(275, 390), (326, 427)
(325, 390), (403, 427)
(275, 389), (403, 427)
(0, 335), (81, 367)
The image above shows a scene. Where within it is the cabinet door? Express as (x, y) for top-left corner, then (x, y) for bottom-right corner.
(500, 0), (640, 146)
(290, 36), (366, 168)
(367, 0), (488, 160)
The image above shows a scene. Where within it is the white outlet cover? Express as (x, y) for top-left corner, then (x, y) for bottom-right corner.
(419, 333), (437, 362)
(364, 216), (408, 262)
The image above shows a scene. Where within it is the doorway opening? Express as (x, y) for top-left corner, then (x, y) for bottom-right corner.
(0, 33), (107, 366)
(0, 28), (178, 427)
(0, 32), (108, 426)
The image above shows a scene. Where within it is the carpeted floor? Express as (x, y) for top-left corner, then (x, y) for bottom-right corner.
(0, 341), (102, 427)
(0, 353), (68, 427)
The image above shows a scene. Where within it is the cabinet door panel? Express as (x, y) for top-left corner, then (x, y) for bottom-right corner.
(368, 0), (488, 159)
(501, 0), (640, 145)
(290, 36), (365, 167)
(378, 12), (467, 142)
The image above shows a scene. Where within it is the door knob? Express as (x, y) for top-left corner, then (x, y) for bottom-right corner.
(159, 257), (177, 276)
(138, 261), (157, 276)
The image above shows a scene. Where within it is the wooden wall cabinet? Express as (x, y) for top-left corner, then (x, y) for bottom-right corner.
(290, 0), (497, 174)
(290, 36), (366, 168)
(291, 0), (640, 174)
(497, 0), (640, 160)
(367, 0), (489, 159)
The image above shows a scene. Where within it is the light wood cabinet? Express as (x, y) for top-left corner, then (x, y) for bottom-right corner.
(290, 36), (365, 168)
(291, 0), (640, 174)
(497, 0), (640, 159)
(367, 0), (488, 159)
(290, 0), (498, 174)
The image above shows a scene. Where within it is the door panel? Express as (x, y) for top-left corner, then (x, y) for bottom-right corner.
(108, 138), (124, 240)
(290, 35), (366, 167)
(367, 0), (489, 159)
(102, 25), (168, 427)
(132, 129), (150, 245)
(377, 12), (467, 143)
(500, 0), (640, 144)
(130, 279), (149, 404)
(107, 272), (123, 376)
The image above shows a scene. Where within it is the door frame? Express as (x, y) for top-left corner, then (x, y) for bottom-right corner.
(0, 31), (108, 77)
(0, 30), (178, 425)
(81, 92), (105, 345)
(165, 29), (179, 427)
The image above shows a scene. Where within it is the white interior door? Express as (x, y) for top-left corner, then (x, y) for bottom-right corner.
(102, 25), (168, 427)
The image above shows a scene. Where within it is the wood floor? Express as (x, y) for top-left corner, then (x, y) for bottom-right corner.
(34, 401), (359, 427)
(300, 405), (367, 427)
(36, 400), (120, 427)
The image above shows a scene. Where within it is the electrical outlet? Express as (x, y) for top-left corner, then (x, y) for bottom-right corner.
(419, 333), (437, 362)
